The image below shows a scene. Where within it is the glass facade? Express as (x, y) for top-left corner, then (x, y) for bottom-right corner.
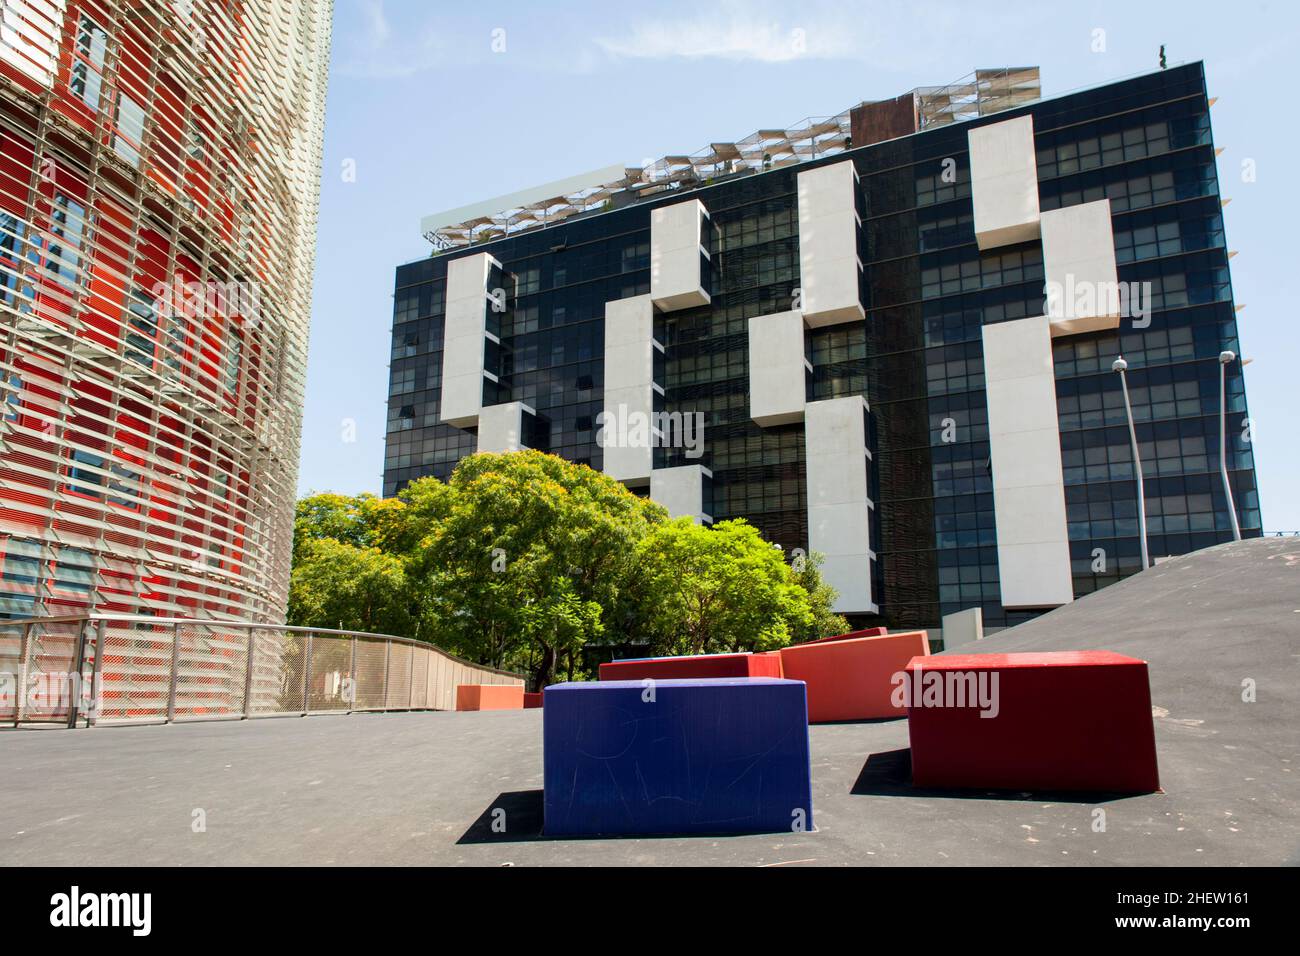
(385, 62), (1260, 632)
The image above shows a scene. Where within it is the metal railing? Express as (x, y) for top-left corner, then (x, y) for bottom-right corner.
(0, 615), (524, 729)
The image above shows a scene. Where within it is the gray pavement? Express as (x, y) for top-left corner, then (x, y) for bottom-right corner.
(2, 537), (1297, 866)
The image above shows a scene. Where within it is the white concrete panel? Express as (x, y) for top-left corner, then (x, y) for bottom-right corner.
(984, 375), (1059, 435)
(808, 501), (875, 556)
(981, 316), (1073, 609)
(968, 115), (1040, 250)
(601, 295), (658, 485)
(797, 161), (865, 327)
(748, 310), (809, 426)
(477, 402), (534, 453)
(1041, 199), (1121, 337)
(821, 552), (874, 617)
(988, 428), (1072, 489)
(997, 544), (1073, 610)
(650, 465), (712, 524)
(805, 396), (875, 613)
(993, 484), (1074, 546)
(941, 607), (984, 650)
(651, 199), (710, 311)
(439, 253), (499, 428)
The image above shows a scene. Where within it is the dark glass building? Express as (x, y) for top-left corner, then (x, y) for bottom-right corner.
(385, 63), (1260, 637)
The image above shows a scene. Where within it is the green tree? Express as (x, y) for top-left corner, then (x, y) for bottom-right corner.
(293, 492), (387, 556)
(629, 518), (814, 656)
(791, 551), (850, 641)
(287, 452), (854, 684)
(417, 450), (664, 686)
(287, 537), (414, 635)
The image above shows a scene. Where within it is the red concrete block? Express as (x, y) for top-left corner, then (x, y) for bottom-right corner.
(599, 652), (783, 682)
(523, 692), (543, 709)
(778, 630), (930, 722)
(455, 684), (524, 711)
(798, 626), (888, 646)
(903, 651), (1160, 793)
(757, 650), (785, 677)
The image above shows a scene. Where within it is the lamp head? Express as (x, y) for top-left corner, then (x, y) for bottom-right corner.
(1219, 350), (1236, 365)
(1111, 357), (1128, 373)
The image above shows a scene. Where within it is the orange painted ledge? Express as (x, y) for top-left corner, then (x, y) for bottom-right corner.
(796, 626), (888, 646)
(455, 684), (524, 711)
(778, 630), (930, 722)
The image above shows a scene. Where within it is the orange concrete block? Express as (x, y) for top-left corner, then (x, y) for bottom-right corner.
(456, 684), (524, 711)
(778, 630), (930, 722)
(799, 626), (887, 646)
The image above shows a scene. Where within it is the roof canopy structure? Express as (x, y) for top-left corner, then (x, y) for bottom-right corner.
(422, 67), (1041, 252)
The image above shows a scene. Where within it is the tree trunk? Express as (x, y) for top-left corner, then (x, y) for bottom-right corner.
(532, 643), (556, 692)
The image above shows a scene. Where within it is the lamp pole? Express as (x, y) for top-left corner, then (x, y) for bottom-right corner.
(1218, 350), (1243, 541)
(1112, 356), (1150, 570)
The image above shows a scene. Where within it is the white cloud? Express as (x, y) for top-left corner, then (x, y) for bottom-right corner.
(358, 0), (390, 50)
(335, 0), (458, 79)
(594, 13), (855, 63)
(591, 1), (1046, 72)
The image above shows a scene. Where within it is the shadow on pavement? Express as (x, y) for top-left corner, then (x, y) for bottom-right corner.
(458, 789), (547, 844)
(850, 747), (1146, 804)
(457, 789), (805, 843)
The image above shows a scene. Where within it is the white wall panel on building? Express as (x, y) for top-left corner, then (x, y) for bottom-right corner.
(439, 253), (499, 428)
(601, 294), (659, 485)
(981, 315), (1074, 609)
(748, 310), (809, 426)
(797, 161), (864, 328)
(650, 465), (712, 524)
(968, 115), (1040, 250)
(1042, 198), (1121, 337)
(805, 396), (875, 613)
(650, 199), (710, 311)
(477, 401), (534, 453)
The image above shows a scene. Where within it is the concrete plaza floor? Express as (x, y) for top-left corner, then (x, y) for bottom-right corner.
(2, 538), (1296, 866)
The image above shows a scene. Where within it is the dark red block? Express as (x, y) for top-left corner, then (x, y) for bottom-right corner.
(599, 652), (783, 682)
(523, 692), (543, 709)
(904, 651), (1160, 793)
(798, 627), (888, 646)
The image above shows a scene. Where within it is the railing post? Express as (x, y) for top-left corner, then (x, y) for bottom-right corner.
(89, 620), (106, 726)
(166, 622), (181, 723)
(301, 631), (313, 716)
(242, 625), (256, 719)
(66, 620), (90, 729)
(15, 622), (30, 726)
(382, 639), (391, 712)
(347, 636), (357, 714)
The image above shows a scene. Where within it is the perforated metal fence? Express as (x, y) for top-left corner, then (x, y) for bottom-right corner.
(0, 615), (524, 729)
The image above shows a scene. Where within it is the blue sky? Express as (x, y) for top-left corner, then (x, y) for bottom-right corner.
(300, 0), (1300, 530)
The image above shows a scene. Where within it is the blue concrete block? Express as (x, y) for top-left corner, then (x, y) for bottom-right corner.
(543, 678), (813, 837)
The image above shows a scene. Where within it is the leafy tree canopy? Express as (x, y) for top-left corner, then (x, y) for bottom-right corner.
(289, 451), (848, 686)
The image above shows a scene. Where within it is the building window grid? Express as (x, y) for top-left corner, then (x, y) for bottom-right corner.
(386, 66), (1256, 629)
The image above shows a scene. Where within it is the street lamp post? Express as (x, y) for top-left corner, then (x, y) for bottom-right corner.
(1218, 350), (1243, 542)
(1112, 356), (1150, 570)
